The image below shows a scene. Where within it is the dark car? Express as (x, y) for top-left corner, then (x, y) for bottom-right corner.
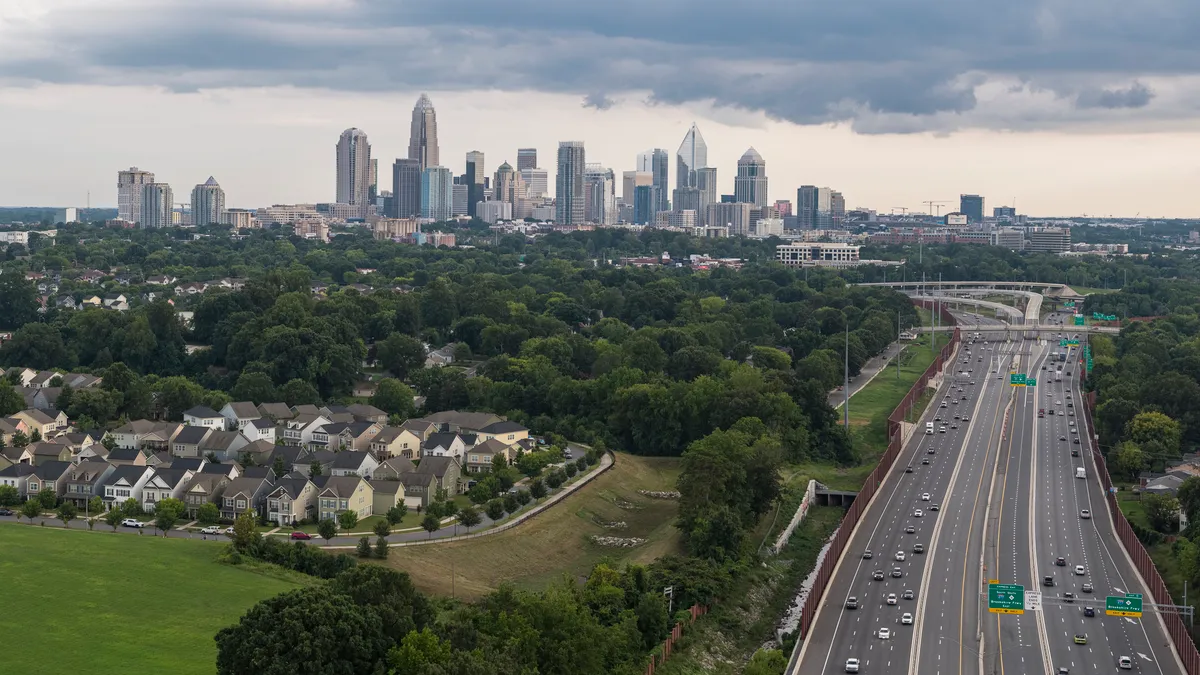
(1073, 438), (1080, 445)
(1056, 557), (1066, 566)
(0, 508), (13, 516)
(1083, 606), (1095, 617)
(289, 531), (313, 540)
(1044, 576), (1055, 587)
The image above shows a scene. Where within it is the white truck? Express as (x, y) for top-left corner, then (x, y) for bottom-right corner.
(926, 422), (934, 435)
(1076, 467), (1086, 479)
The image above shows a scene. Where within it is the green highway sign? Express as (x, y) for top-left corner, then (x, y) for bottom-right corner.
(989, 583), (1025, 614)
(1064, 301), (1076, 308)
(1074, 315), (1085, 326)
(1059, 339), (1067, 346)
(1010, 374), (1027, 386)
(1092, 312), (1117, 321)
(1105, 593), (1143, 617)
(1026, 378), (1037, 386)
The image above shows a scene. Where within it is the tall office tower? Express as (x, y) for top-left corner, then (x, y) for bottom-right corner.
(452, 182), (469, 216)
(704, 202), (753, 236)
(517, 148), (538, 171)
(140, 183), (173, 229)
(672, 188), (701, 215)
(556, 141), (586, 224)
(960, 194), (985, 223)
(336, 128), (371, 211)
(774, 200), (793, 217)
(675, 123), (707, 189)
(117, 167), (155, 224)
(391, 159), (422, 218)
(521, 168), (549, 199)
(494, 162), (525, 205)
(622, 170), (653, 205)
(695, 167), (718, 224)
(408, 94), (439, 170)
(638, 149), (670, 211)
(815, 187), (833, 228)
(734, 147), (768, 207)
(420, 166), (454, 221)
(633, 185), (658, 225)
(369, 159), (379, 200)
(584, 164), (617, 225)
(465, 151), (485, 217)
(190, 177), (225, 226)
(796, 186), (816, 229)
(830, 191), (846, 226)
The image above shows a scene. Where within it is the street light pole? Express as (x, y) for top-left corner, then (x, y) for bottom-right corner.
(844, 323), (850, 429)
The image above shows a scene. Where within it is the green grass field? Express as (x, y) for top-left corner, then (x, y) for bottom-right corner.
(0, 523), (303, 675)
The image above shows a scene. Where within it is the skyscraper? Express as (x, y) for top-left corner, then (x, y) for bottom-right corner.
(734, 148), (768, 207)
(830, 191), (846, 227)
(696, 167), (718, 225)
(584, 164), (616, 225)
(117, 167), (154, 224)
(633, 185), (657, 225)
(336, 128), (371, 212)
(408, 94), (439, 170)
(556, 141), (586, 225)
(391, 159), (422, 218)
(494, 162), (527, 205)
(960, 194), (985, 223)
(421, 166), (454, 221)
(465, 151), (485, 217)
(521, 168), (549, 199)
(517, 148), (538, 171)
(638, 149), (669, 212)
(622, 171), (653, 206)
(675, 123), (707, 189)
(140, 183), (173, 229)
(191, 177), (225, 226)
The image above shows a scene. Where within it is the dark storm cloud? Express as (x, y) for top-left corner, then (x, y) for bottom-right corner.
(2, 0), (1198, 131)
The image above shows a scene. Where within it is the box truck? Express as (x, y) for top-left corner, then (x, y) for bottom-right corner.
(1076, 467), (1086, 479)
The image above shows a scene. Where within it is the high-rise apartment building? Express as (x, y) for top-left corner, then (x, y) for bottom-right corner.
(960, 194), (985, 223)
(622, 171), (653, 206)
(705, 202), (753, 236)
(335, 128), (371, 212)
(521, 168), (549, 199)
(391, 159), (422, 218)
(409, 94), (439, 170)
(117, 167), (155, 224)
(191, 177), (225, 226)
(420, 166), (454, 221)
(584, 164), (617, 225)
(452, 183), (469, 216)
(672, 188), (701, 215)
(994, 206), (1017, 219)
(369, 158), (378, 200)
(796, 186), (837, 229)
(796, 186), (816, 229)
(676, 123), (707, 189)
(517, 148), (538, 171)
(633, 185), (658, 225)
(734, 148), (768, 207)
(465, 151), (485, 217)
(556, 141), (586, 225)
(638, 149), (669, 212)
(696, 167), (718, 225)
(140, 183), (173, 229)
(830, 191), (846, 227)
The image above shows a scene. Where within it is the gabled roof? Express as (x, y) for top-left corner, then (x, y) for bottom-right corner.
(469, 438), (510, 458)
(267, 445), (308, 465)
(201, 462), (238, 477)
(18, 409), (54, 425)
(368, 479), (403, 495)
(173, 425), (211, 445)
(0, 463), (37, 478)
(421, 410), (503, 431)
(184, 405), (222, 418)
(346, 403), (386, 419)
(184, 473), (227, 495)
(312, 474), (366, 497)
(290, 404), (322, 417)
(225, 402), (260, 420)
(399, 471), (435, 488)
(223, 476), (270, 501)
(304, 450), (338, 465)
(370, 426), (407, 445)
(379, 456), (416, 475)
(240, 439), (276, 456)
(257, 402), (293, 420)
(28, 442), (68, 456)
(480, 420), (527, 434)
(400, 419), (437, 436)
(102, 464), (150, 487)
(423, 433), (461, 451)
(269, 476), (313, 499)
(331, 451), (376, 470)
(240, 466), (275, 480)
(32, 460), (73, 480)
(414, 455), (458, 478)
(105, 448), (143, 462)
(67, 461), (113, 483)
(147, 468), (192, 489)
(168, 457), (206, 471)
(200, 430), (245, 452)
(251, 418), (274, 429)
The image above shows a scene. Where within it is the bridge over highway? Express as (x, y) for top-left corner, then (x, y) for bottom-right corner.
(860, 280), (1085, 301)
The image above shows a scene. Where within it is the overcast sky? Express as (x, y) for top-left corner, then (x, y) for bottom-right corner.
(2, 0), (1200, 217)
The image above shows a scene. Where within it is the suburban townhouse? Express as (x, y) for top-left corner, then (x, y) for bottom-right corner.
(0, 464), (37, 496)
(111, 420), (183, 451)
(62, 461), (117, 509)
(25, 442), (73, 466)
(101, 465), (155, 509)
(368, 479), (405, 516)
(4, 367), (36, 386)
(474, 420), (530, 445)
(421, 433), (467, 461)
(282, 413), (331, 446)
(397, 471), (435, 509)
(312, 475), (373, 521)
(141, 468), (196, 512)
(317, 421), (382, 452)
(0, 417), (27, 447)
(464, 438), (513, 473)
(400, 419), (438, 443)
(373, 456), (416, 480)
(242, 418), (276, 443)
(73, 443), (108, 463)
(181, 473), (231, 518)
(413, 456), (463, 495)
(11, 409), (68, 439)
(198, 430), (250, 461)
(265, 476), (317, 526)
(256, 402), (294, 422)
(26, 370), (63, 389)
(237, 439), (277, 466)
(183, 406), (226, 429)
(219, 402), (262, 431)
(219, 475), (273, 520)
(170, 426), (212, 458)
(26, 461), (74, 500)
(105, 448), (148, 466)
(329, 451), (380, 479)
(368, 427), (423, 460)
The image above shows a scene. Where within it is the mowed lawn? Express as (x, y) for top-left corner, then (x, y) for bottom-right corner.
(384, 452), (683, 599)
(0, 523), (302, 675)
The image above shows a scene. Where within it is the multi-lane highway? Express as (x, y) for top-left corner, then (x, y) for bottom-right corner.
(794, 309), (1185, 675)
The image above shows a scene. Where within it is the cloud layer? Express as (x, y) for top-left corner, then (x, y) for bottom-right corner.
(2, 0), (1199, 132)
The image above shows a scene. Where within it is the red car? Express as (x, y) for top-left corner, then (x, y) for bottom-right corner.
(290, 531), (312, 540)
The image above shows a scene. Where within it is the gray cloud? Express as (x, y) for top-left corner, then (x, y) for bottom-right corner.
(1, 0), (1198, 132)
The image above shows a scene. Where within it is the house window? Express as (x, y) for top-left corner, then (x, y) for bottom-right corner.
(224, 498), (234, 507)
(268, 500), (279, 510)
(236, 500), (246, 510)
(339, 499), (348, 509)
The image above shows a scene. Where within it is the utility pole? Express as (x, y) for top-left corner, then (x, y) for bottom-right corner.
(844, 323), (850, 428)
(897, 310), (902, 383)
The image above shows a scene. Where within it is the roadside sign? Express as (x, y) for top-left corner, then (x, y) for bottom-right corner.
(1010, 374), (1027, 386)
(989, 583), (1025, 614)
(1027, 378), (1037, 387)
(1074, 315), (1085, 326)
(1024, 590), (1042, 611)
(1064, 301), (1076, 308)
(1106, 594), (1144, 617)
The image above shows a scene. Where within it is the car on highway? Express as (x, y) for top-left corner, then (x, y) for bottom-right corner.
(939, 426), (947, 433)
(121, 518), (144, 528)
(845, 657), (860, 673)
(1072, 449), (1079, 457)
(1080, 509), (1090, 519)
(1119, 656), (1132, 669)
(1064, 592), (1075, 603)
(902, 612), (913, 625)
(873, 569), (884, 580)
(913, 543), (924, 554)
(887, 593), (897, 605)
(1044, 576), (1055, 586)
(905, 525), (916, 533)
(199, 526), (223, 535)
(1083, 606), (1095, 617)
(1059, 436), (1067, 441)
(913, 509), (924, 517)
(902, 589), (914, 600)
(1073, 438), (1080, 444)
(863, 550), (873, 559)
(895, 551), (906, 561)
(1082, 583), (1093, 593)
(928, 447), (936, 454)
(905, 465), (914, 473)
(878, 628), (891, 639)
(1074, 565), (1085, 575)
(891, 567), (903, 578)
(921, 493), (931, 501)
(846, 596), (858, 609)
(1068, 411), (1074, 416)
(951, 423), (958, 429)
(1073, 634), (1087, 644)
(922, 458), (930, 465)
(1058, 668), (1069, 675)
(1056, 556), (1066, 566)
(930, 503), (940, 511)
(290, 531), (313, 540)
(940, 402), (948, 408)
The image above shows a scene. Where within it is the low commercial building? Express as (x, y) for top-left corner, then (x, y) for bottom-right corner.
(775, 242), (862, 267)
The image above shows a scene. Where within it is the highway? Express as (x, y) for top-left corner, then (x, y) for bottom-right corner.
(794, 321), (1021, 674)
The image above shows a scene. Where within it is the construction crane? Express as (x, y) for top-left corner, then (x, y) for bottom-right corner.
(891, 207), (909, 215)
(923, 200), (952, 217)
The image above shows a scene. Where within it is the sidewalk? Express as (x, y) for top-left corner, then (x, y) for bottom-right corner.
(828, 341), (908, 409)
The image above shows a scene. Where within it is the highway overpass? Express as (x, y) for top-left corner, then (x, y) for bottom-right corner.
(860, 280), (1085, 301)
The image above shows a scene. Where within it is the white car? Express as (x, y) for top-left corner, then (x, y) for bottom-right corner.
(120, 518), (144, 528)
(1075, 565), (1086, 576)
(901, 612), (913, 625)
(895, 551), (906, 562)
(913, 509), (924, 517)
(846, 657), (860, 673)
(1119, 656), (1132, 669)
(199, 526), (222, 535)
(878, 627), (891, 639)
(921, 493), (931, 501)
(887, 593), (897, 605)
(224, 526), (236, 535)
(1080, 509), (1091, 519)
